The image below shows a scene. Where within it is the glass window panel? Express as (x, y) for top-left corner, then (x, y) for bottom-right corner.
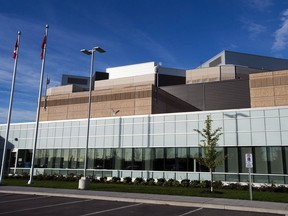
(71, 126), (80, 137)
(164, 134), (175, 146)
(123, 136), (132, 146)
(144, 148), (152, 170)
(69, 149), (77, 169)
(251, 110), (264, 117)
(280, 117), (288, 130)
(238, 119), (251, 132)
(133, 135), (143, 147)
(212, 120), (223, 130)
(265, 109), (279, 117)
(79, 126), (87, 137)
(187, 121), (198, 131)
(187, 114), (198, 121)
(123, 148), (132, 169)
(268, 147), (283, 174)
(251, 118), (265, 131)
(251, 132), (266, 145)
(103, 149), (113, 169)
(284, 147), (288, 174)
(55, 127), (63, 137)
(153, 148), (164, 171)
(176, 148), (187, 171)
(153, 135), (163, 146)
(224, 119), (236, 132)
(105, 125), (114, 136)
(224, 133), (237, 145)
(176, 114), (186, 121)
(282, 131), (288, 145)
(176, 134), (186, 146)
(96, 126), (104, 136)
(226, 147), (238, 173)
(77, 149), (85, 169)
(152, 116), (164, 123)
(165, 148), (176, 171)
(47, 149), (54, 168)
(165, 115), (175, 122)
(254, 147), (268, 174)
(62, 149), (69, 169)
(133, 148), (143, 170)
(123, 124), (133, 135)
(94, 149), (104, 169)
(265, 118), (280, 131)
(266, 132), (281, 145)
(238, 133), (252, 146)
(87, 149), (95, 169)
(214, 147), (225, 172)
(134, 124), (143, 134)
(63, 126), (71, 137)
(187, 133), (199, 146)
(114, 149), (123, 170)
(104, 136), (113, 147)
(154, 123), (164, 134)
(176, 122), (186, 133)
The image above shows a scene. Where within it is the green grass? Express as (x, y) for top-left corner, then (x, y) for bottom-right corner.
(1, 179), (288, 203)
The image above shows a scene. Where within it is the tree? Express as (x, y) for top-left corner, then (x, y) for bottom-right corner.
(194, 115), (226, 192)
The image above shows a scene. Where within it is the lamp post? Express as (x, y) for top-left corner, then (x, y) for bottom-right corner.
(78, 47), (105, 190)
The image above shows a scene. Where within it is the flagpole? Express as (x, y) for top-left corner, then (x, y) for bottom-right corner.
(28, 25), (49, 184)
(0, 31), (21, 184)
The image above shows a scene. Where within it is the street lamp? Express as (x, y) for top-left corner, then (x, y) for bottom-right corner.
(79, 46), (105, 190)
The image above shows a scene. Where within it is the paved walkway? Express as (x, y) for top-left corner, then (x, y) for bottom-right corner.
(0, 186), (287, 215)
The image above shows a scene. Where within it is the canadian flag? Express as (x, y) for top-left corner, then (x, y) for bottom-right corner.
(12, 39), (18, 59)
(40, 35), (47, 60)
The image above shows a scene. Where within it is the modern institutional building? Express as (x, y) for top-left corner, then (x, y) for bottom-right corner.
(1, 50), (288, 184)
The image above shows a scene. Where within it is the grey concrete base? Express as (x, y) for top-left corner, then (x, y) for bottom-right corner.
(78, 177), (90, 190)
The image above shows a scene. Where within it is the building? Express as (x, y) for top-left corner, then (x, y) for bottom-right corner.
(1, 50), (288, 184)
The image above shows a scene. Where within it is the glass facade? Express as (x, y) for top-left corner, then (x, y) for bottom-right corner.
(0, 106), (287, 184)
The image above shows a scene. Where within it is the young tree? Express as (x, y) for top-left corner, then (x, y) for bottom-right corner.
(194, 115), (226, 192)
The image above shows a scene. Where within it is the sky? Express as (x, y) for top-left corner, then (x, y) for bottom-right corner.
(1, 0), (288, 124)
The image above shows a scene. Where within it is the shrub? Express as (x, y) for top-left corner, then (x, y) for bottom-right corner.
(111, 176), (121, 183)
(190, 180), (201, 188)
(123, 176), (132, 184)
(99, 176), (107, 183)
(146, 178), (155, 186)
(134, 177), (144, 185)
(181, 179), (190, 187)
(156, 178), (166, 186)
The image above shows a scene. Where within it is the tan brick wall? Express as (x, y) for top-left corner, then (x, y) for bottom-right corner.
(250, 70), (288, 108)
(40, 85), (153, 121)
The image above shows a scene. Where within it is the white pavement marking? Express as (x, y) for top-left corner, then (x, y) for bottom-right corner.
(0, 199), (92, 215)
(0, 195), (48, 203)
(177, 207), (203, 216)
(80, 203), (143, 216)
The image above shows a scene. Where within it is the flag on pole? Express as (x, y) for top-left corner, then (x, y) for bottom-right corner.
(12, 39), (18, 59)
(40, 35), (47, 60)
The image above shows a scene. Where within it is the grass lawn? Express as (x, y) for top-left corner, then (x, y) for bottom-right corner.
(1, 178), (288, 203)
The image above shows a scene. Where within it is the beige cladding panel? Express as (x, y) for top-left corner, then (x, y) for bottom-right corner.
(135, 98), (152, 107)
(250, 87), (275, 97)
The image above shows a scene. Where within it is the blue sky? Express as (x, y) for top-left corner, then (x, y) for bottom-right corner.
(1, 0), (288, 123)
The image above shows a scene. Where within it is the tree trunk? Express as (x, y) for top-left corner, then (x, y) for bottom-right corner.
(210, 168), (213, 192)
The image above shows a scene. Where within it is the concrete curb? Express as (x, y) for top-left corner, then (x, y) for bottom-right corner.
(0, 189), (287, 215)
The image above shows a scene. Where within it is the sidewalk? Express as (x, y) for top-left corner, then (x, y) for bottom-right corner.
(0, 186), (287, 215)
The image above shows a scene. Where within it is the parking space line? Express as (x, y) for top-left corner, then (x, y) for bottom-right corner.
(0, 195), (48, 204)
(80, 203), (143, 216)
(177, 207), (203, 216)
(0, 199), (92, 215)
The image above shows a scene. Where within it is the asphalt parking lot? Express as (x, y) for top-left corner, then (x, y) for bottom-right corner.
(0, 193), (283, 216)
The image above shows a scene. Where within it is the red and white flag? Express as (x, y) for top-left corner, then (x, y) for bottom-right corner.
(12, 39), (18, 59)
(40, 35), (47, 60)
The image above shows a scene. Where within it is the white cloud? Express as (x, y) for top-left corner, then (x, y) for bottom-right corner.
(272, 9), (288, 51)
(0, 107), (35, 124)
(242, 19), (266, 40)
